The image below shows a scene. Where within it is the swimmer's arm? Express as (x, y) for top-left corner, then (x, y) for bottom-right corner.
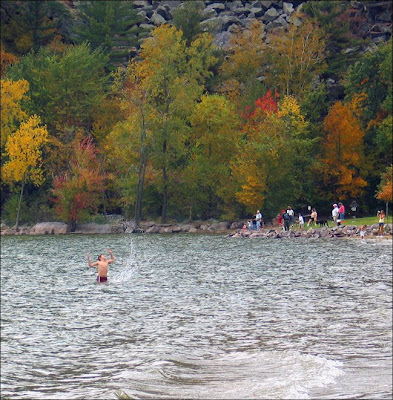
(87, 254), (99, 267)
(108, 249), (115, 264)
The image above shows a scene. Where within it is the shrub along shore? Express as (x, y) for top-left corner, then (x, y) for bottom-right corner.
(1, 220), (392, 239)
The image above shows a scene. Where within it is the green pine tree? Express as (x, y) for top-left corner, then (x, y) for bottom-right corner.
(1, 0), (71, 55)
(72, 1), (143, 70)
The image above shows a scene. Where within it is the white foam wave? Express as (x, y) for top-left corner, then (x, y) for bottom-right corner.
(137, 350), (344, 399)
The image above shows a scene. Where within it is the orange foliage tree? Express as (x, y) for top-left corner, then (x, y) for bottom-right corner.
(321, 94), (367, 201)
(376, 165), (393, 203)
(51, 136), (106, 232)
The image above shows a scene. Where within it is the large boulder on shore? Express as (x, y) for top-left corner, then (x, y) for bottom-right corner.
(208, 221), (230, 232)
(30, 222), (68, 235)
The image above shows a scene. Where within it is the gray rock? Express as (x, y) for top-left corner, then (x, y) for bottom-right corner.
(250, 7), (265, 17)
(260, 1), (273, 9)
(205, 3), (227, 12)
(156, 5), (169, 19)
(140, 23), (156, 30)
(283, 2), (294, 15)
(272, 15), (288, 28)
(111, 224), (125, 234)
(133, 1), (151, 7)
(159, 226), (173, 233)
(232, 7), (252, 16)
(30, 222), (68, 235)
(213, 31), (233, 49)
(150, 12), (167, 25)
(287, 14), (302, 26)
(263, 7), (279, 22)
(208, 221), (230, 231)
(146, 225), (160, 233)
(200, 17), (223, 33)
(202, 7), (218, 18)
(180, 224), (193, 232)
(230, 221), (244, 229)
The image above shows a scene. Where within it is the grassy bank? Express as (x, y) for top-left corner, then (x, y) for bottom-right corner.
(336, 215), (392, 226)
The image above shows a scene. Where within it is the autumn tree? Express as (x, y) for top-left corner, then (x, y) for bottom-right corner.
(376, 165), (393, 204)
(1, 79), (29, 148)
(0, 43), (19, 77)
(264, 17), (327, 101)
(2, 115), (49, 230)
(131, 25), (218, 222)
(103, 60), (156, 223)
(183, 94), (241, 219)
(320, 94), (367, 201)
(51, 136), (106, 232)
(232, 91), (312, 217)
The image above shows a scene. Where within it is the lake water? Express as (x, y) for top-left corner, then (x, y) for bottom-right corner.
(1, 234), (392, 399)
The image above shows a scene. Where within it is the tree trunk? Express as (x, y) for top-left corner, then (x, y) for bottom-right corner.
(135, 113), (148, 228)
(161, 134), (168, 223)
(15, 174), (25, 231)
(162, 164), (168, 223)
(69, 219), (77, 233)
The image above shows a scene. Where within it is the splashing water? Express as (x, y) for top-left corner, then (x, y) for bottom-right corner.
(112, 239), (140, 283)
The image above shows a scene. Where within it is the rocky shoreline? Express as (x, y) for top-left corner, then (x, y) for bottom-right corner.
(229, 224), (393, 239)
(1, 220), (392, 240)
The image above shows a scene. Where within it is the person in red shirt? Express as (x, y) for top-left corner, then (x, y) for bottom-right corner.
(338, 202), (345, 221)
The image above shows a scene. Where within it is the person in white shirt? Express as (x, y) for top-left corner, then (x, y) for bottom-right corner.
(298, 213), (304, 229)
(287, 206), (294, 225)
(256, 210), (262, 230)
(332, 203), (339, 226)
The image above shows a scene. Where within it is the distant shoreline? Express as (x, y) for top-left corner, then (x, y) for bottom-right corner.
(1, 220), (392, 240)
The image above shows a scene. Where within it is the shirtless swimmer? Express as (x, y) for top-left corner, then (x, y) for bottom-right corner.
(87, 249), (115, 283)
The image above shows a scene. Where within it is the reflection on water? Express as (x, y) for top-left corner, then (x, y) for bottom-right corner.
(1, 235), (392, 399)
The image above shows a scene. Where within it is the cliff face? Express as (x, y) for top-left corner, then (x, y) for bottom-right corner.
(62, 1), (392, 49)
(131, 1), (392, 48)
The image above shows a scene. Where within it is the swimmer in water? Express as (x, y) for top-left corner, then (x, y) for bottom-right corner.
(87, 249), (115, 283)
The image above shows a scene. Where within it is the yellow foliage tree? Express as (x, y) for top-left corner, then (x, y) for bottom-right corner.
(2, 115), (48, 229)
(265, 17), (327, 100)
(232, 94), (310, 216)
(1, 79), (29, 147)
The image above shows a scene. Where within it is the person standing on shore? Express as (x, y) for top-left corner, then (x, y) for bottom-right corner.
(332, 204), (339, 226)
(256, 210), (263, 230)
(359, 225), (367, 240)
(287, 206), (294, 227)
(87, 249), (115, 283)
(338, 202), (345, 222)
(308, 208), (317, 226)
(282, 209), (291, 231)
(377, 210), (385, 236)
(298, 213), (304, 229)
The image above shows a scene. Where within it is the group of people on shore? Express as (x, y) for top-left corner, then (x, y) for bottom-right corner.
(243, 203), (387, 236)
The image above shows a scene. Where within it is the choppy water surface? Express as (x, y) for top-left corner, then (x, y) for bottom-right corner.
(1, 234), (392, 399)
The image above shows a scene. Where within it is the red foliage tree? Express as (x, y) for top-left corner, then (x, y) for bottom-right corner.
(51, 135), (106, 231)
